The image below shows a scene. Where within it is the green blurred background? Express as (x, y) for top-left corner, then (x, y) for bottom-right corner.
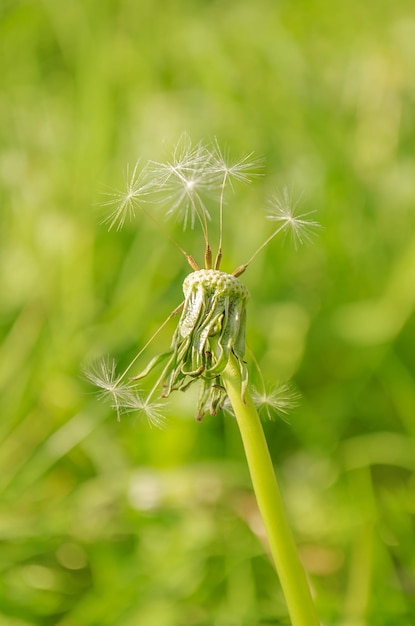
(1, 0), (415, 624)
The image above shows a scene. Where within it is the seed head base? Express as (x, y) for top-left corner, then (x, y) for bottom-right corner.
(133, 270), (250, 420)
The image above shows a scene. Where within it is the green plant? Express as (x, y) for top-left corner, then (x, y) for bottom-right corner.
(87, 135), (320, 625)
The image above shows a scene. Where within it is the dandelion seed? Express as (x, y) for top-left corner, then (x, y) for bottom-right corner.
(117, 392), (166, 429)
(101, 161), (151, 231)
(233, 188), (320, 276)
(149, 135), (215, 232)
(84, 358), (133, 420)
(266, 187), (320, 249)
(251, 382), (301, 421)
(209, 138), (264, 189)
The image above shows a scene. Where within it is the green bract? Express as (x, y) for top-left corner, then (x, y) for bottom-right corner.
(136, 270), (249, 420)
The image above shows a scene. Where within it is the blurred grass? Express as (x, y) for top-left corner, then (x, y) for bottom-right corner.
(1, 0), (415, 624)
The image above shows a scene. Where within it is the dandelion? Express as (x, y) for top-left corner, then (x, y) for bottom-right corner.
(91, 142), (319, 423)
(88, 138), (321, 626)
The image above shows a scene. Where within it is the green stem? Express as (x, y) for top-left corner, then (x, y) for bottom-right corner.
(222, 355), (320, 626)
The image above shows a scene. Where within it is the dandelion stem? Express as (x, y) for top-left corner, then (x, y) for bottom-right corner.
(222, 353), (320, 626)
(214, 174), (227, 270)
(189, 193), (210, 251)
(242, 223), (287, 270)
